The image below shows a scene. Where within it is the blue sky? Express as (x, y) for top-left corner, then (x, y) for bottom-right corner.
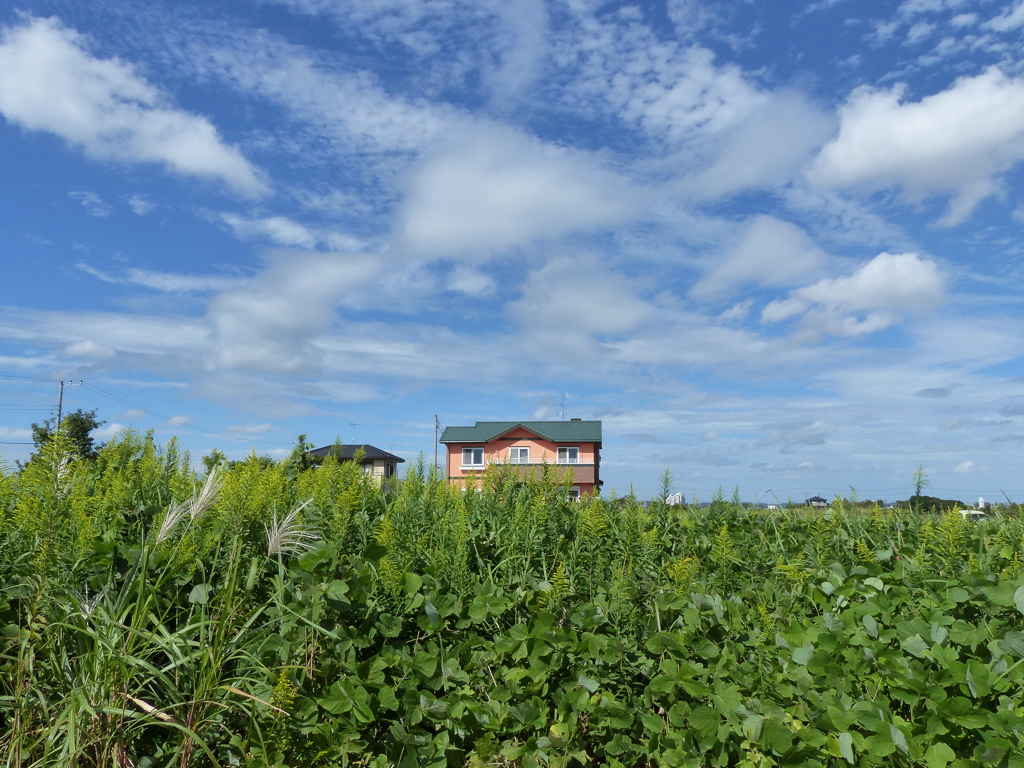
(2, 0), (1024, 504)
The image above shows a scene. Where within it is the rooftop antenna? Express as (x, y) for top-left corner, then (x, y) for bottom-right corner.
(558, 392), (570, 421)
(348, 422), (360, 445)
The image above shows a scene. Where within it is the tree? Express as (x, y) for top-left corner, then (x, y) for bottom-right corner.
(31, 408), (105, 461)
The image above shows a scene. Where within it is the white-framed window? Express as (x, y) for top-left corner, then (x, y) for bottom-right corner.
(462, 447), (484, 468)
(557, 446), (580, 464)
(568, 486), (581, 500)
(509, 446), (530, 464)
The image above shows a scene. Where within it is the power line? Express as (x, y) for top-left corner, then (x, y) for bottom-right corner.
(0, 374), (54, 382)
(80, 382), (290, 446)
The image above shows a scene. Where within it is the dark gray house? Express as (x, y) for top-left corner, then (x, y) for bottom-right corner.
(307, 444), (404, 480)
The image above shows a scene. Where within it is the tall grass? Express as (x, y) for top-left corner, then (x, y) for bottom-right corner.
(1, 433), (1021, 765)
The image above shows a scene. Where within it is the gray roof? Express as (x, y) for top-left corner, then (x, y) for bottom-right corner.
(307, 444), (404, 463)
(439, 420), (601, 444)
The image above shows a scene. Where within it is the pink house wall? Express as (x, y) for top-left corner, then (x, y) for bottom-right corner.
(445, 426), (600, 494)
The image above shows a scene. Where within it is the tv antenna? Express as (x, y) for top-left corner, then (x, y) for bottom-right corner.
(558, 392), (570, 421)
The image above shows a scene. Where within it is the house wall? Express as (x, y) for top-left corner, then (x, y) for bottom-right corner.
(445, 427), (600, 495)
(362, 459), (397, 478)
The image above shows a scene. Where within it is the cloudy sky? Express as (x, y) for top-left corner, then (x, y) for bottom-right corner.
(2, 0), (1024, 503)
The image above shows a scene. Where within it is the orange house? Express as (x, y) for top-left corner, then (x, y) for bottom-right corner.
(439, 419), (602, 497)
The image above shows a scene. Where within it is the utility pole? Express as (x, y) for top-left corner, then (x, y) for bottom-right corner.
(56, 380), (65, 428)
(434, 415), (440, 473)
(55, 380), (83, 428)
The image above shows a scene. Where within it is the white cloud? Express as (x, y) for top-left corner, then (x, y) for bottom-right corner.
(940, 416), (970, 431)
(226, 422), (273, 434)
(950, 13), (978, 27)
(507, 257), (656, 361)
(484, 0), (549, 108)
(691, 215), (829, 299)
(666, 0), (717, 35)
(77, 263), (243, 293)
(898, 0), (970, 16)
(128, 194), (155, 215)
(64, 339), (116, 359)
(206, 250), (382, 373)
(397, 128), (636, 257)
(220, 213), (319, 249)
(719, 300), (753, 321)
(678, 91), (836, 199)
(0, 16), (267, 197)
(985, 2), (1024, 31)
(762, 251), (945, 337)
(0, 308), (208, 359)
(192, 30), (445, 157)
(556, 13), (766, 145)
(906, 21), (935, 43)
(447, 266), (495, 296)
(808, 68), (1024, 224)
(620, 45), (764, 140)
(93, 422), (129, 441)
(760, 420), (837, 450)
(954, 460), (975, 473)
(68, 190), (113, 217)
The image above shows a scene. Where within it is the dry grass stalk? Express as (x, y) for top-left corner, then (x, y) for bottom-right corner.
(266, 498), (317, 557)
(156, 468), (222, 544)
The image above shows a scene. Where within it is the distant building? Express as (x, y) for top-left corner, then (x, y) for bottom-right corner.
(307, 444), (404, 480)
(806, 495), (828, 508)
(439, 419), (602, 497)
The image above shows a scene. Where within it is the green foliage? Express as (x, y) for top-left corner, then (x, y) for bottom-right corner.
(30, 408), (105, 462)
(913, 463), (929, 497)
(2, 433), (1024, 766)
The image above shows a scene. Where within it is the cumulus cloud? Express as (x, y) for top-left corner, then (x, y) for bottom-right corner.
(808, 68), (1024, 224)
(762, 251), (944, 337)
(691, 215), (829, 300)
(679, 91), (836, 199)
(397, 129), (636, 258)
(507, 257), (655, 360)
(206, 250), (382, 373)
(0, 16), (267, 196)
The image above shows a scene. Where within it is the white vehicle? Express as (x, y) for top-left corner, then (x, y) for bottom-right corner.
(959, 509), (989, 521)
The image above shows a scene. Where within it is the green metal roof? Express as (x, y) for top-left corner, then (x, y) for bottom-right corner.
(439, 420), (602, 444)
